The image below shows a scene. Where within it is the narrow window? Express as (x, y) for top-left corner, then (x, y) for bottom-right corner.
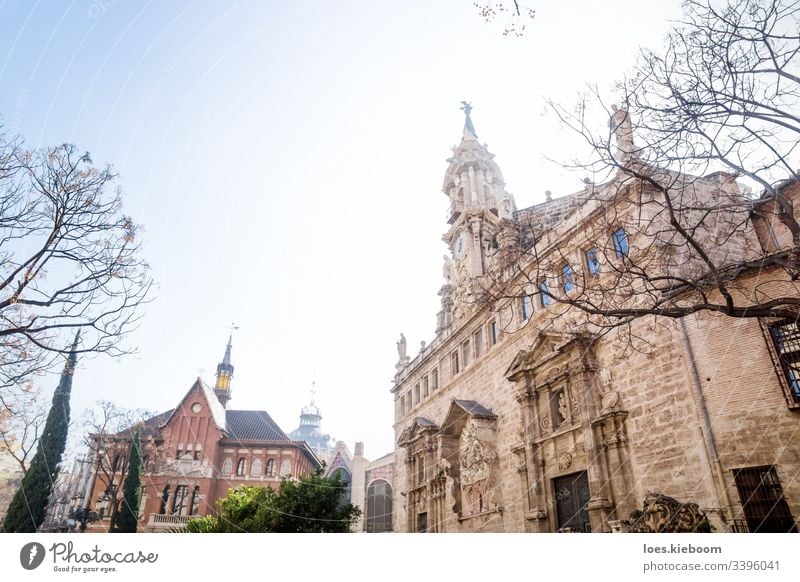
(767, 319), (800, 406)
(585, 248), (601, 276)
(221, 457), (232, 476)
(451, 350), (460, 375)
(612, 227), (629, 258)
(414, 383), (420, 406)
(430, 368), (439, 391)
(265, 459), (275, 477)
(159, 485), (170, 514)
(562, 264), (575, 293)
(473, 328), (484, 359)
(236, 458), (246, 476)
(422, 376), (429, 399)
(488, 320), (498, 346)
(539, 280), (552, 307)
(461, 340), (471, 367)
(190, 486), (201, 516)
(521, 294), (533, 320)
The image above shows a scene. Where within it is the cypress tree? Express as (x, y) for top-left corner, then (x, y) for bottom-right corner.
(2, 332), (79, 532)
(114, 428), (142, 533)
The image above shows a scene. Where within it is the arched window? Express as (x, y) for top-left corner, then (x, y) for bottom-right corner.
(366, 479), (393, 533)
(279, 459), (292, 478)
(332, 467), (352, 504)
(251, 458), (262, 477)
(265, 459), (275, 477)
(221, 457), (232, 475)
(236, 458), (247, 476)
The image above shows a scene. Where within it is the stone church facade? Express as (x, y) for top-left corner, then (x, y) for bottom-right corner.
(391, 110), (800, 533)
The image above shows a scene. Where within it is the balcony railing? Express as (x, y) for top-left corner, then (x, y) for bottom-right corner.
(147, 514), (190, 527)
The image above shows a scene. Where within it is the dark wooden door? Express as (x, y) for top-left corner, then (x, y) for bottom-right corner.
(553, 471), (591, 532)
(733, 466), (797, 533)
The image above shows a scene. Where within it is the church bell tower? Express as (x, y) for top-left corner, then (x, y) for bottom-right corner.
(438, 103), (517, 335)
(214, 335), (234, 408)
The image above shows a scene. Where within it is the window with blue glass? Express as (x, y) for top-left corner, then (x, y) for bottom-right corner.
(562, 265), (575, 293)
(585, 248), (601, 276)
(521, 295), (533, 320)
(539, 280), (552, 307)
(612, 228), (629, 258)
(768, 319), (800, 407)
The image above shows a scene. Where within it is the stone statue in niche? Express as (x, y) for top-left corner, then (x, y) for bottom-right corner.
(459, 419), (497, 516)
(557, 391), (570, 424)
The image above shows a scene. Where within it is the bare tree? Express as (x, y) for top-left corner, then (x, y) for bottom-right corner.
(484, 0), (800, 334)
(0, 388), (46, 475)
(81, 400), (157, 532)
(0, 129), (153, 417)
(474, 1), (536, 37)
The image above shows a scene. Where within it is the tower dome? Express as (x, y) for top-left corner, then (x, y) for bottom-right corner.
(288, 382), (335, 463)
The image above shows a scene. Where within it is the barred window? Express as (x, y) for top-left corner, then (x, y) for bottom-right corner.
(767, 319), (800, 407)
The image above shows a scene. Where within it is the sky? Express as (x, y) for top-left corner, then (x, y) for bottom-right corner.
(0, 0), (684, 459)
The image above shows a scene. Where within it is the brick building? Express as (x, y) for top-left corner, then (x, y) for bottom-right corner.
(84, 336), (320, 532)
(391, 108), (800, 533)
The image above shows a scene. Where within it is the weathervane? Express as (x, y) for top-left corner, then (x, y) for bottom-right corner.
(460, 101), (477, 137)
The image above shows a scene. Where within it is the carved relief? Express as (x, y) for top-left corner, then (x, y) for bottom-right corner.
(459, 419), (497, 516)
(557, 450), (573, 471)
(627, 493), (707, 533)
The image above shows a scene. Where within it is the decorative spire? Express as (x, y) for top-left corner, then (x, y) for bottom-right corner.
(214, 326), (237, 408)
(461, 101), (477, 137)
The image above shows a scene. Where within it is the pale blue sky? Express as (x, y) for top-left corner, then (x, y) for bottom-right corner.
(0, 0), (682, 458)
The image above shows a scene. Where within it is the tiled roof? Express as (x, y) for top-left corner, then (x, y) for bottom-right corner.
(452, 399), (496, 418)
(224, 410), (289, 442)
(113, 409), (173, 438)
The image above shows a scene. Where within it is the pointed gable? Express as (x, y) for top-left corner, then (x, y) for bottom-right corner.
(504, 332), (579, 382)
(160, 377), (227, 432)
(397, 417), (439, 446)
(440, 399), (496, 438)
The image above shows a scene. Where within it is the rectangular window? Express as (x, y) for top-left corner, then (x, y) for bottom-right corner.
(461, 340), (471, 367)
(732, 466), (797, 532)
(414, 383), (420, 406)
(521, 294), (533, 320)
(451, 350), (460, 376)
(422, 376), (429, 399)
(767, 319), (800, 407)
(473, 328), (484, 359)
(585, 248), (601, 276)
(562, 264), (575, 293)
(431, 368), (439, 391)
(612, 227), (629, 258)
(488, 320), (498, 346)
(539, 280), (552, 307)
